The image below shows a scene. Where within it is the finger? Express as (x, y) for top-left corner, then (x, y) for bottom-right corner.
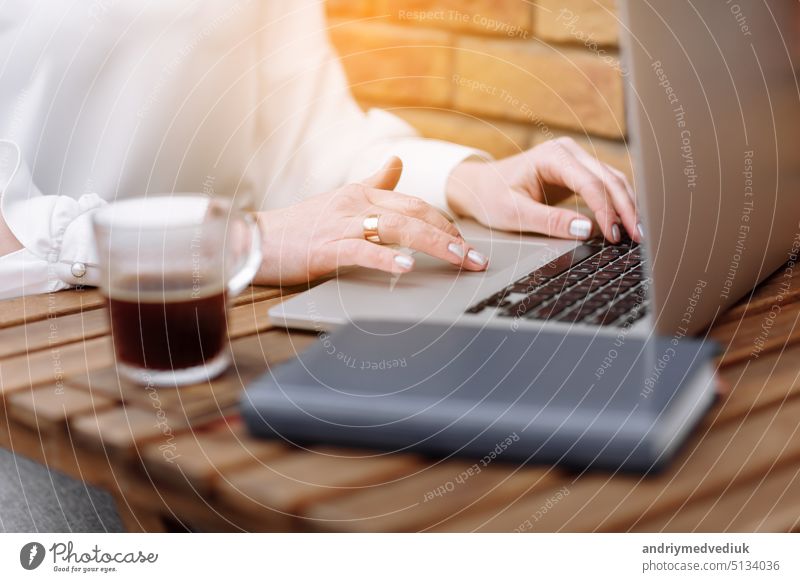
(608, 165), (636, 202)
(534, 144), (622, 243)
(360, 156), (404, 191)
(602, 164), (641, 242)
(581, 160), (638, 242)
(320, 239), (417, 274)
(512, 195), (597, 241)
(366, 190), (461, 238)
(360, 212), (487, 270)
(606, 165), (645, 241)
(556, 140), (641, 242)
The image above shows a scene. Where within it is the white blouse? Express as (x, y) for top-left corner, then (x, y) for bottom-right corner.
(0, 0), (486, 298)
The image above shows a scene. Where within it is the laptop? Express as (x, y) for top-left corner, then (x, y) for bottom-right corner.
(269, 0), (800, 338)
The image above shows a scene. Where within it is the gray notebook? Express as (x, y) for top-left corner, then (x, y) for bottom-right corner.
(241, 321), (718, 473)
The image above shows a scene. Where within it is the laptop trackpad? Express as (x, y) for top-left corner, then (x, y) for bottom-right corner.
(414, 239), (547, 274)
(343, 239), (578, 296)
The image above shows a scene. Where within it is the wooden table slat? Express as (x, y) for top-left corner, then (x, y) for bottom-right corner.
(0, 336), (114, 396)
(0, 308), (109, 359)
(65, 359), (261, 419)
(0, 293), (292, 363)
(70, 405), (192, 459)
(231, 330), (317, 366)
(0, 284), (286, 332)
(707, 342), (800, 428)
(7, 384), (116, 433)
(217, 447), (421, 517)
(0, 288), (105, 329)
(141, 420), (288, 495)
(232, 286), (287, 306)
(433, 394), (800, 532)
(630, 463), (800, 532)
(718, 266), (800, 324)
(712, 306), (800, 367)
(305, 461), (563, 533)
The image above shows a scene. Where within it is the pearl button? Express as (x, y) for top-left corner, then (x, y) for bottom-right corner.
(70, 262), (87, 278)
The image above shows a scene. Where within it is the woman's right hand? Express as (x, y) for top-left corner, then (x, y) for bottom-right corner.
(253, 157), (489, 286)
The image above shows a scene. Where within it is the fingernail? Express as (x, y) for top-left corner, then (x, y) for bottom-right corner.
(637, 223), (645, 240)
(568, 218), (592, 239)
(448, 242), (465, 260)
(467, 249), (488, 267)
(611, 224), (621, 243)
(394, 255), (414, 271)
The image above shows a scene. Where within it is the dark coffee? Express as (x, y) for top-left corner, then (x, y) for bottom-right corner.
(106, 276), (228, 372)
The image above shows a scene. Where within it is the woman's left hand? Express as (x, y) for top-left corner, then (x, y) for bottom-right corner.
(446, 137), (642, 244)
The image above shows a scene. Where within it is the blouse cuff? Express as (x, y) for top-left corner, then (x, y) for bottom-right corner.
(0, 139), (106, 288)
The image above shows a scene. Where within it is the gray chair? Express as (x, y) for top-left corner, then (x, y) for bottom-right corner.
(0, 449), (123, 533)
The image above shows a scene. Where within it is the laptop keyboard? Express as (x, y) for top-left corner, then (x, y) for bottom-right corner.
(465, 238), (649, 327)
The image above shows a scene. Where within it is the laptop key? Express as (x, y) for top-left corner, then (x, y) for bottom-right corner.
(504, 294), (548, 317)
(510, 281), (540, 294)
(609, 279), (639, 290)
(600, 247), (627, 258)
(592, 289), (620, 300)
(568, 285), (591, 297)
(582, 297), (608, 309)
(591, 271), (621, 281)
(588, 278), (610, 291)
(533, 283), (571, 299)
(595, 310), (624, 326)
(604, 263), (628, 273)
(527, 244), (602, 280)
(560, 291), (590, 303)
(484, 291), (511, 308)
(527, 303), (558, 320)
(557, 309), (587, 323)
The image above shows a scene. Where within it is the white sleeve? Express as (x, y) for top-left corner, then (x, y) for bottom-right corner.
(0, 140), (106, 299)
(262, 1), (492, 212)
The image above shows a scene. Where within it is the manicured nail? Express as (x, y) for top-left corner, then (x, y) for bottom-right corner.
(467, 249), (488, 267)
(611, 224), (621, 243)
(568, 218), (592, 239)
(448, 242), (465, 260)
(637, 223), (645, 240)
(394, 255), (414, 271)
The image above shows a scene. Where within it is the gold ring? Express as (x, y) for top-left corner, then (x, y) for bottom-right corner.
(362, 214), (382, 244)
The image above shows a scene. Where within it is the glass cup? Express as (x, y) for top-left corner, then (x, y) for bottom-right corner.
(92, 194), (262, 387)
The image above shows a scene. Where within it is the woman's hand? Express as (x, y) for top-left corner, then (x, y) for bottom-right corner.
(446, 137), (642, 244)
(253, 158), (488, 286)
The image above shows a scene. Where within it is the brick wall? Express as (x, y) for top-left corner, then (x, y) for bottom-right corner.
(325, 0), (631, 177)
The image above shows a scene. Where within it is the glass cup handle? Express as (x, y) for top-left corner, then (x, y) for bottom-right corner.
(227, 213), (263, 297)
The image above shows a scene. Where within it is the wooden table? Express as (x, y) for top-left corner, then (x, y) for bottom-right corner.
(1, 267), (799, 533)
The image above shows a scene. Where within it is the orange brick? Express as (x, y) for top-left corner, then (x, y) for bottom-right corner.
(453, 37), (625, 138)
(387, 106), (530, 159)
(326, 0), (374, 18)
(329, 19), (454, 106)
(535, 0), (619, 47)
(379, 0), (532, 38)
